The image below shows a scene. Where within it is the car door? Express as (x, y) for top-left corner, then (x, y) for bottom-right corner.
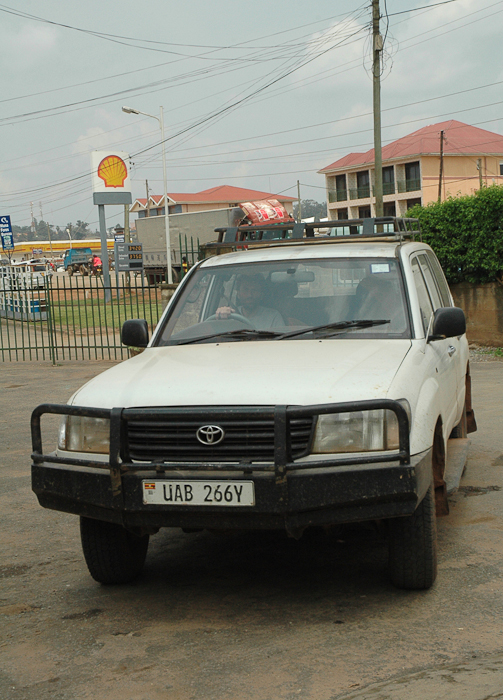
(417, 252), (466, 418)
(410, 254), (459, 432)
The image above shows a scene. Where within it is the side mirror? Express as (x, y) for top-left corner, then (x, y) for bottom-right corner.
(428, 307), (466, 341)
(121, 319), (149, 347)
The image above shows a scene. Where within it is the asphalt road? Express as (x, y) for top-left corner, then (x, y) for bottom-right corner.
(1, 359), (503, 700)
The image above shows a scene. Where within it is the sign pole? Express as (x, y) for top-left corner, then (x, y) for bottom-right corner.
(91, 150), (132, 304)
(98, 204), (112, 304)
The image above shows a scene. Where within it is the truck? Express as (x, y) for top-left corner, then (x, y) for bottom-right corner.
(31, 216), (476, 591)
(63, 248), (93, 276)
(134, 207), (245, 284)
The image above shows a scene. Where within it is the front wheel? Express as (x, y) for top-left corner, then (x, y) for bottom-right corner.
(80, 517), (149, 584)
(66, 265), (73, 277)
(388, 482), (437, 590)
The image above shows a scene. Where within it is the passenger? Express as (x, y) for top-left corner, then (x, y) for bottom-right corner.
(353, 275), (406, 330)
(215, 274), (284, 329)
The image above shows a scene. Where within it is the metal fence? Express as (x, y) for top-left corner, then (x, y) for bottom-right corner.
(0, 273), (165, 363)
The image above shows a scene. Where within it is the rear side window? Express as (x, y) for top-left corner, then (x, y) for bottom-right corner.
(417, 254), (442, 310)
(411, 257), (433, 334)
(425, 250), (451, 307)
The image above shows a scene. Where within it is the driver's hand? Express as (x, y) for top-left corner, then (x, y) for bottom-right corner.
(215, 306), (234, 319)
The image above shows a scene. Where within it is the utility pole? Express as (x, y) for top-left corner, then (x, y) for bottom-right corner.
(46, 221), (54, 257)
(297, 180), (302, 222)
(438, 130), (444, 203)
(124, 204), (130, 243)
(146, 179), (151, 217)
(30, 202), (36, 236)
(372, 0), (383, 218)
(477, 158), (483, 189)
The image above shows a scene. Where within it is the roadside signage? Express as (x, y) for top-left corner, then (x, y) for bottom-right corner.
(32, 248), (43, 256)
(1, 215), (14, 250)
(91, 150), (132, 206)
(114, 242), (143, 272)
(114, 233), (125, 243)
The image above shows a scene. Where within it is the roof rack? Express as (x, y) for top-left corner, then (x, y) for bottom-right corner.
(209, 217), (421, 250)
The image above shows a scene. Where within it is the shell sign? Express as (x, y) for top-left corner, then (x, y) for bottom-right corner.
(91, 150), (131, 194)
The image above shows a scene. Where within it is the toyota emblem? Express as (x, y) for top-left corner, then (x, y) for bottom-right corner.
(196, 425), (225, 446)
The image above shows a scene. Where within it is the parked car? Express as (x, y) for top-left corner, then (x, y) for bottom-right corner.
(31, 217), (475, 590)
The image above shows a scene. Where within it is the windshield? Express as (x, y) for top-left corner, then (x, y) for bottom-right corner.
(155, 257), (411, 345)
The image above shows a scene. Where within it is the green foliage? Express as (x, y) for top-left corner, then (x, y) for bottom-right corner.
(293, 199), (327, 220)
(407, 185), (503, 284)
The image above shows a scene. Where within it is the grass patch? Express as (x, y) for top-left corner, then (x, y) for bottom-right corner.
(47, 294), (163, 331)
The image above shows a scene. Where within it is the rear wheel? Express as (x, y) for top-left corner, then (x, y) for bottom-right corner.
(388, 482), (437, 590)
(66, 265), (73, 277)
(80, 517), (149, 584)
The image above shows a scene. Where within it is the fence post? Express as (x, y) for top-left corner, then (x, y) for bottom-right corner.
(45, 275), (57, 366)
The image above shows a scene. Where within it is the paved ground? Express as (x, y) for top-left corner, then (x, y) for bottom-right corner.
(1, 359), (503, 700)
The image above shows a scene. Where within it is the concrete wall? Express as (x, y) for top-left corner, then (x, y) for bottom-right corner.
(451, 282), (503, 347)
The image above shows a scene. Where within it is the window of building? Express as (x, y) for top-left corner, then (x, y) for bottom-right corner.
(337, 208), (348, 220)
(383, 202), (396, 217)
(405, 162), (420, 191)
(382, 166), (395, 195)
(406, 198), (421, 211)
(356, 171), (370, 199)
(335, 174), (347, 201)
(138, 211), (146, 218)
(500, 162), (503, 176)
(358, 205), (371, 218)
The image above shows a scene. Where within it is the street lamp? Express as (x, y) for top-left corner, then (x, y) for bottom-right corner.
(122, 105), (173, 284)
(65, 225), (72, 249)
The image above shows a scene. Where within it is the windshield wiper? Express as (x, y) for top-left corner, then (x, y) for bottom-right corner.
(175, 328), (284, 345)
(277, 319), (391, 340)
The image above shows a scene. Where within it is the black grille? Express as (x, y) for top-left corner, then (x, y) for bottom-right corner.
(125, 414), (313, 462)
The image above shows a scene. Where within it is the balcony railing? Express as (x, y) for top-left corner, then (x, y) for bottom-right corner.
(349, 186), (370, 200)
(328, 189), (348, 203)
(397, 178), (421, 194)
(372, 182), (395, 196)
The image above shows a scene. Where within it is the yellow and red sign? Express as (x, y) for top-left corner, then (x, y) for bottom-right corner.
(91, 150), (131, 194)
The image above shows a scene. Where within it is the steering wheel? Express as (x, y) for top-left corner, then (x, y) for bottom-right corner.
(206, 312), (252, 325)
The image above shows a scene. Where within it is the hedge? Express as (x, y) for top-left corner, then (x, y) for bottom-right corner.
(407, 185), (503, 284)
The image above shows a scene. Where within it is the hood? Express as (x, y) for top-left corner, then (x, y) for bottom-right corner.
(71, 339), (411, 409)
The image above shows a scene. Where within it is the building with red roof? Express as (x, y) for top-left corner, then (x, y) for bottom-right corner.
(130, 185), (296, 218)
(318, 120), (503, 219)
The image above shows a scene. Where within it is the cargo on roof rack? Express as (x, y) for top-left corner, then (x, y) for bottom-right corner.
(202, 217), (421, 258)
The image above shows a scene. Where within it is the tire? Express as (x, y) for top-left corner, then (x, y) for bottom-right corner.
(80, 264), (89, 277)
(66, 266), (73, 277)
(388, 482), (437, 590)
(80, 517), (149, 584)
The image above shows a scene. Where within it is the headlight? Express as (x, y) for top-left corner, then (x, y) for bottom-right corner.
(312, 401), (410, 454)
(58, 415), (110, 454)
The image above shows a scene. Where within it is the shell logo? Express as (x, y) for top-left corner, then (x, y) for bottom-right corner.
(97, 155), (128, 188)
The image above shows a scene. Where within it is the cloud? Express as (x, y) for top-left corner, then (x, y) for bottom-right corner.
(0, 25), (57, 69)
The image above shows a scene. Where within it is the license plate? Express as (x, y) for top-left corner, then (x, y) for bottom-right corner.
(142, 480), (255, 507)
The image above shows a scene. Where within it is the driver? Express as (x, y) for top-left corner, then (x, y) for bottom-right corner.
(215, 274), (284, 329)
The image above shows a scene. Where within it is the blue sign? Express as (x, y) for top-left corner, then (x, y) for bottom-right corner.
(0, 215), (12, 234)
(1, 232), (14, 250)
(1, 216), (14, 251)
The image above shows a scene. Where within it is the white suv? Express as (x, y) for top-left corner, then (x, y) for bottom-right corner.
(31, 218), (475, 590)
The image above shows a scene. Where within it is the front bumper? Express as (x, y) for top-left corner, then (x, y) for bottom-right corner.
(31, 401), (431, 535)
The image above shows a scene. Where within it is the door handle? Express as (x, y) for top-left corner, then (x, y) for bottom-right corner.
(447, 345), (456, 357)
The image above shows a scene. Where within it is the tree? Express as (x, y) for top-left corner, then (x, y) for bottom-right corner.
(407, 185), (503, 284)
(73, 220), (91, 240)
(293, 199), (327, 221)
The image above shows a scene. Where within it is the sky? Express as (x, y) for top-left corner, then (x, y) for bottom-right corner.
(0, 0), (502, 232)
